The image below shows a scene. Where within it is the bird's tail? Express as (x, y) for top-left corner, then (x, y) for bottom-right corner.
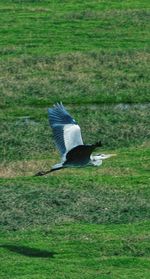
(50, 163), (64, 172)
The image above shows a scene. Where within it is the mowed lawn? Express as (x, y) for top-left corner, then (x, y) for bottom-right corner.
(0, 0), (150, 278)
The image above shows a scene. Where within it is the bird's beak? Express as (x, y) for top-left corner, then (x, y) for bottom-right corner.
(102, 154), (117, 159)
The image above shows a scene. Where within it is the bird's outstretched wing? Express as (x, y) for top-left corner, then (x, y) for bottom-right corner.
(48, 103), (83, 157)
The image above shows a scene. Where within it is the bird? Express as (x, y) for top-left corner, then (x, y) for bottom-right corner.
(35, 103), (116, 176)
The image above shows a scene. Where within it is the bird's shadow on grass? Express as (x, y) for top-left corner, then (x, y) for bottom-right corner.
(0, 244), (56, 258)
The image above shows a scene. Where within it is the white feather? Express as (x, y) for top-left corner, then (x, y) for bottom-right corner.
(90, 155), (102, 166)
(63, 124), (83, 153)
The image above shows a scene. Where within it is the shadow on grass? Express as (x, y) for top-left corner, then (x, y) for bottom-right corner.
(0, 244), (56, 258)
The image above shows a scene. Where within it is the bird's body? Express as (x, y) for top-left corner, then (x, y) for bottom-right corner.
(35, 103), (115, 176)
(51, 143), (101, 171)
(65, 144), (96, 166)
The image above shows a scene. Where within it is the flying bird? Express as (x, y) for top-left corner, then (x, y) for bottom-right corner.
(35, 103), (116, 176)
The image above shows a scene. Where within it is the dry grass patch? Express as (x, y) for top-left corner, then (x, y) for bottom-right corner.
(0, 159), (53, 178)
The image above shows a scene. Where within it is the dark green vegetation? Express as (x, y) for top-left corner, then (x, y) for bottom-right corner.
(0, 0), (150, 278)
(1, 51), (150, 107)
(1, 172), (150, 231)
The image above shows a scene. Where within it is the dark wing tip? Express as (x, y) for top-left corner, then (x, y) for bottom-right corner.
(48, 102), (77, 126)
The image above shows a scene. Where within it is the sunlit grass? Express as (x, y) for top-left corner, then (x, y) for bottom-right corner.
(0, 222), (150, 278)
(0, 0), (150, 278)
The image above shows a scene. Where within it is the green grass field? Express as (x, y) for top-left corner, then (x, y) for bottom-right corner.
(0, 0), (150, 278)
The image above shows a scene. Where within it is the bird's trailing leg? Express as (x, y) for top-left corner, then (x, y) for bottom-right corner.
(34, 163), (63, 176)
(34, 169), (52, 176)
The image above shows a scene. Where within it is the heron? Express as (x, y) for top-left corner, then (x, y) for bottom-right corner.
(35, 103), (116, 176)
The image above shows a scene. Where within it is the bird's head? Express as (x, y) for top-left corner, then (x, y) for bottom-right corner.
(90, 153), (116, 166)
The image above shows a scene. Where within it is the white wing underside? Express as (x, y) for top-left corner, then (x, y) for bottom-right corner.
(63, 124), (83, 159)
(48, 103), (84, 160)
